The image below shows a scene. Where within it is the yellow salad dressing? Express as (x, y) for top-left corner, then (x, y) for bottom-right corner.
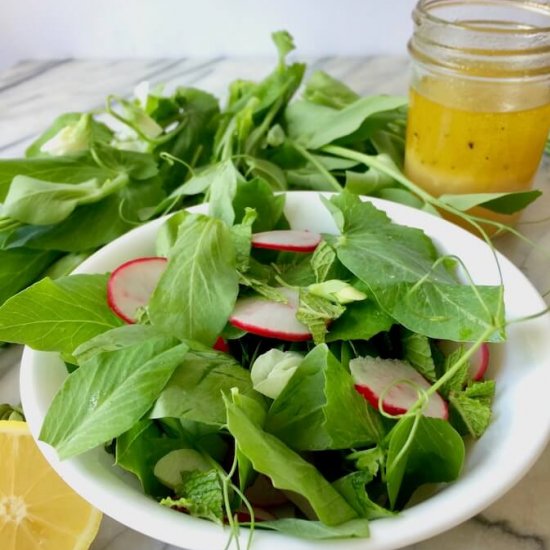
(405, 77), (550, 227)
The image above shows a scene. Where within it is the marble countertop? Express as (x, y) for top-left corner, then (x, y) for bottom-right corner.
(1, 57), (549, 550)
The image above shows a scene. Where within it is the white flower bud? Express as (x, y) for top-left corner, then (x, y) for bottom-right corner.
(251, 349), (303, 399)
(41, 115), (91, 156)
(308, 280), (367, 304)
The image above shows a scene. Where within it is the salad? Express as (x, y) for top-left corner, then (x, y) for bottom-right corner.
(0, 188), (505, 543)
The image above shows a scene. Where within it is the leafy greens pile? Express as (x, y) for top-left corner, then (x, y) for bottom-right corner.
(0, 187), (505, 542)
(0, 31), (540, 312)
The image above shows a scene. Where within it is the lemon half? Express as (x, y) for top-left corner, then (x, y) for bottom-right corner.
(0, 420), (102, 550)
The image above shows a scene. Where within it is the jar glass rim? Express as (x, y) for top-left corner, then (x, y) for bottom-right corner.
(415, 0), (550, 35)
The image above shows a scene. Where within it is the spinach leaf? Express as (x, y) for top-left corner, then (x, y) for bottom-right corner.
(258, 518), (370, 539)
(225, 390), (359, 526)
(325, 193), (505, 342)
(266, 345), (383, 450)
(150, 350), (257, 425)
(40, 336), (187, 459)
(386, 415), (465, 509)
(0, 274), (122, 354)
(149, 213), (239, 345)
(0, 248), (59, 306)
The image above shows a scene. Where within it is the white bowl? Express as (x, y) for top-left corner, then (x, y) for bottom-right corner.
(20, 191), (550, 550)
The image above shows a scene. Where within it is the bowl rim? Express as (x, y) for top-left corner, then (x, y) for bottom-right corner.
(20, 191), (550, 550)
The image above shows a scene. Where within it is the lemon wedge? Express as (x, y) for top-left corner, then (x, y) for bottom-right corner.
(0, 420), (102, 550)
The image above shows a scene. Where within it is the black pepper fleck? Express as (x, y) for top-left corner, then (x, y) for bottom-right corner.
(468, 141), (475, 149)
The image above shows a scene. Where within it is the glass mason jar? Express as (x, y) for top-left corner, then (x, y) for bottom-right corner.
(405, 0), (550, 226)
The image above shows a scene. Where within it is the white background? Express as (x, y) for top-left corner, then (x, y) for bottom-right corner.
(0, 0), (418, 69)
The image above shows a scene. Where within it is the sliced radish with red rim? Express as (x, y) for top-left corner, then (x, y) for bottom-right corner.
(350, 356), (448, 420)
(229, 287), (311, 342)
(107, 256), (167, 323)
(251, 230), (321, 253)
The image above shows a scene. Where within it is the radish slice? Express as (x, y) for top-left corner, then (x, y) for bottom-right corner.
(438, 341), (490, 381)
(229, 287), (311, 341)
(213, 337), (230, 353)
(107, 256), (167, 323)
(350, 356), (448, 420)
(251, 230), (321, 252)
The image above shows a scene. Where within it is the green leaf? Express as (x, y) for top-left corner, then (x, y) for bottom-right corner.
(333, 471), (394, 519)
(258, 518), (370, 539)
(232, 177), (286, 232)
(296, 289), (345, 344)
(149, 213), (239, 345)
(303, 70), (360, 110)
(439, 190), (542, 215)
(401, 330), (436, 382)
(116, 419), (187, 497)
(5, 176), (164, 252)
(0, 248), (59, 306)
(25, 113), (113, 158)
(378, 187), (424, 209)
(345, 166), (395, 196)
(326, 299), (394, 342)
(150, 349), (256, 425)
(2, 174), (128, 225)
(449, 380), (495, 437)
(266, 345), (382, 450)
(326, 193), (505, 342)
(225, 390), (359, 526)
(244, 158), (287, 191)
(386, 415), (465, 509)
(206, 160), (243, 226)
(91, 142), (158, 180)
(40, 335), (187, 459)
(0, 274), (122, 354)
(272, 30), (295, 66)
(286, 95), (408, 149)
(347, 446), (385, 477)
(161, 469), (223, 524)
(73, 324), (162, 363)
(0, 154), (112, 201)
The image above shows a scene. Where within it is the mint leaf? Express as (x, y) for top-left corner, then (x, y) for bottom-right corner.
(161, 469), (224, 524)
(297, 289), (345, 344)
(449, 380), (496, 438)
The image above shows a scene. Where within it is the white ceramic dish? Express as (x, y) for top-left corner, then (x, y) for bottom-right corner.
(20, 191), (550, 550)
